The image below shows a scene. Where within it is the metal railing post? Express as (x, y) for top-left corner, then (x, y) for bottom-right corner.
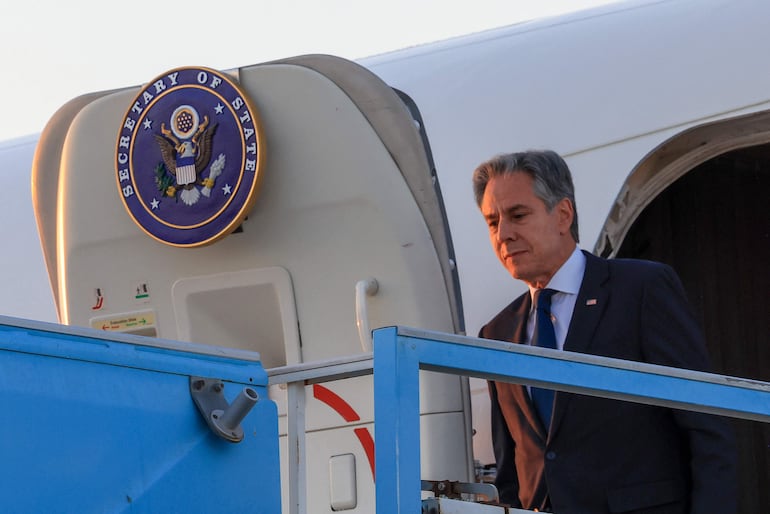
(373, 327), (422, 514)
(287, 381), (307, 514)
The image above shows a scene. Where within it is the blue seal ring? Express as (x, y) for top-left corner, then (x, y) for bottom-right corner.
(115, 66), (265, 247)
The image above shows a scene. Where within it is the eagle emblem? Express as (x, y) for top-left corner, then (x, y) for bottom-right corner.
(115, 66), (264, 247)
(153, 105), (226, 205)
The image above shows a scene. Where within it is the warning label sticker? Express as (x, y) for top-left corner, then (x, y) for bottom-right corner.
(90, 310), (156, 332)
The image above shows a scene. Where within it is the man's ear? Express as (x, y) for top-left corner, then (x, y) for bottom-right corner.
(557, 197), (574, 233)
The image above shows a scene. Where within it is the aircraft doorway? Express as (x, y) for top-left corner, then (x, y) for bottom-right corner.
(614, 144), (770, 514)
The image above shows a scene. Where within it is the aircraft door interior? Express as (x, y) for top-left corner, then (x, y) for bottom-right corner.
(33, 55), (473, 513)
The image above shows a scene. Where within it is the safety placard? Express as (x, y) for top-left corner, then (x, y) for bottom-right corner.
(90, 310), (156, 333)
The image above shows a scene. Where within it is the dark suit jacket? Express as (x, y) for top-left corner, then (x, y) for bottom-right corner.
(482, 251), (737, 513)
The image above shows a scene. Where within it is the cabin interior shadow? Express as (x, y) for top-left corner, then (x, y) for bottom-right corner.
(617, 144), (770, 514)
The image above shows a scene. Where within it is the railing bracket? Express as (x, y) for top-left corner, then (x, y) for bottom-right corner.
(190, 376), (259, 443)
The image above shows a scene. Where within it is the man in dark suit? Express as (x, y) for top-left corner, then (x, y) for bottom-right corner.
(472, 150), (737, 513)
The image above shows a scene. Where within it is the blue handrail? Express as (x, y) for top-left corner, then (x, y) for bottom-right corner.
(373, 326), (770, 514)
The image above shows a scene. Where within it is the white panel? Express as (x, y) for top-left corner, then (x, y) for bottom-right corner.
(171, 267), (301, 368)
(271, 373), (467, 435)
(329, 453), (357, 511)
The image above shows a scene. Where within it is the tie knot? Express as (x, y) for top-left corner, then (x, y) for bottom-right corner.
(534, 288), (557, 310)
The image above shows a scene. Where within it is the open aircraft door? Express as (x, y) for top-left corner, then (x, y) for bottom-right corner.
(32, 55), (472, 512)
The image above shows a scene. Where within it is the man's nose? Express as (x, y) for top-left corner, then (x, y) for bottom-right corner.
(497, 218), (516, 242)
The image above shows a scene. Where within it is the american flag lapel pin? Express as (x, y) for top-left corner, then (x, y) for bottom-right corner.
(586, 298), (598, 306)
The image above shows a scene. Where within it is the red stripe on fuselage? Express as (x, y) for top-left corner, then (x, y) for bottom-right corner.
(312, 384), (375, 480)
(312, 384), (360, 422)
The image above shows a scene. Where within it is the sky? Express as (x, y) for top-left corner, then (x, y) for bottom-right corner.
(1, 0), (621, 142)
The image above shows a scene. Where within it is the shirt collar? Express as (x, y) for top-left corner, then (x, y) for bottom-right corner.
(529, 246), (585, 303)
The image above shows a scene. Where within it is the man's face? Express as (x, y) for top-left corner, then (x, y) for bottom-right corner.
(480, 172), (575, 288)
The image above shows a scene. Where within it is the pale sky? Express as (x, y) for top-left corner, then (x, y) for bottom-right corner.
(2, 0), (621, 142)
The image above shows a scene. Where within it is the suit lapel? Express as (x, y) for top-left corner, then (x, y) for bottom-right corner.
(563, 252), (610, 354)
(550, 252), (610, 439)
(510, 297), (529, 344)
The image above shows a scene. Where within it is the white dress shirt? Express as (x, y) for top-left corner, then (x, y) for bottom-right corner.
(526, 246), (586, 351)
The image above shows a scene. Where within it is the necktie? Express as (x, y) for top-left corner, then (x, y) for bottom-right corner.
(531, 288), (557, 431)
